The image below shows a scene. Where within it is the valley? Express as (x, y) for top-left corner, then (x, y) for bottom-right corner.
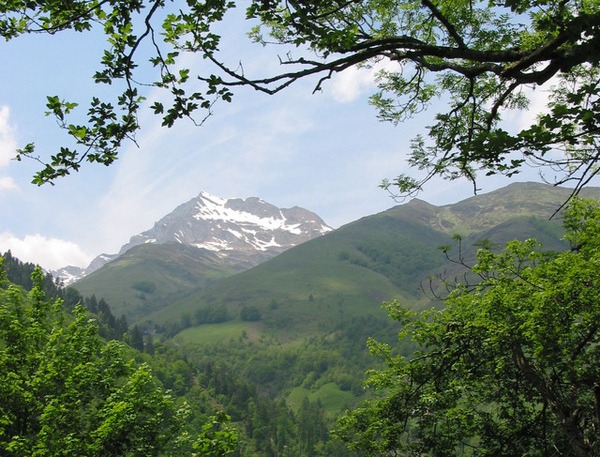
(22, 182), (600, 455)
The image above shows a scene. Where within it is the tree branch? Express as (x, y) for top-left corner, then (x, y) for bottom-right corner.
(420, 0), (467, 49)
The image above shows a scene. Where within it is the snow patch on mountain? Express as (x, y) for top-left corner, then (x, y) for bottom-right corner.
(192, 192), (311, 237)
(117, 191), (333, 256)
(51, 253), (118, 285)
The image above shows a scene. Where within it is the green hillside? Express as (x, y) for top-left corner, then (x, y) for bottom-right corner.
(143, 182), (592, 340)
(148, 183), (600, 418)
(64, 183), (600, 447)
(146, 203), (453, 339)
(76, 182), (600, 342)
(74, 243), (236, 322)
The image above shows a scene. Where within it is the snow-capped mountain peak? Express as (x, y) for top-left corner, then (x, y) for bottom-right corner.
(182, 191), (331, 251)
(53, 192), (333, 285)
(122, 191), (332, 256)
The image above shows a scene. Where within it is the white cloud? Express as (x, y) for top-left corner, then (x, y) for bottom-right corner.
(0, 105), (17, 168)
(0, 176), (17, 191)
(0, 106), (19, 195)
(330, 67), (377, 103)
(0, 232), (92, 270)
(329, 59), (396, 103)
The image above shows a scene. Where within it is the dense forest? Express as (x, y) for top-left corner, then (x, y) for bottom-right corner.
(0, 251), (362, 456)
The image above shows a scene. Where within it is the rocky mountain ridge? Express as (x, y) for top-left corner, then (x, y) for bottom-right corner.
(53, 191), (332, 284)
(120, 191), (332, 255)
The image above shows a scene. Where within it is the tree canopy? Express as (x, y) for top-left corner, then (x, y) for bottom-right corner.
(2, 0), (599, 198)
(0, 261), (238, 456)
(333, 198), (600, 456)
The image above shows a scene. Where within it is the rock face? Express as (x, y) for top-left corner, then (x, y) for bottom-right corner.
(120, 192), (332, 260)
(55, 192), (332, 284)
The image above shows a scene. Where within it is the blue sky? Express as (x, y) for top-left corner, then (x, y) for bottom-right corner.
(0, 10), (553, 270)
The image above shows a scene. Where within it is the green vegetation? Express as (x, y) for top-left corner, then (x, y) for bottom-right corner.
(240, 306), (261, 322)
(75, 243), (236, 323)
(138, 184), (578, 343)
(335, 199), (600, 456)
(132, 280), (157, 294)
(65, 185), (589, 453)
(176, 321), (252, 345)
(0, 255), (358, 455)
(195, 305), (232, 325)
(0, 260), (238, 456)
(288, 384), (355, 416)
(4, 187), (600, 455)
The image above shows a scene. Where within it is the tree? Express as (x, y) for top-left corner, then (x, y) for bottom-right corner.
(334, 198), (600, 456)
(297, 397), (328, 454)
(240, 305), (261, 322)
(129, 324), (145, 352)
(3, 0), (599, 201)
(192, 411), (238, 457)
(0, 261), (238, 456)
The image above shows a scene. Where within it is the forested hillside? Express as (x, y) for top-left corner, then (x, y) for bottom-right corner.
(0, 255), (355, 456)
(63, 183), (600, 428)
(145, 183), (586, 336)
(335, 197), (600, 456)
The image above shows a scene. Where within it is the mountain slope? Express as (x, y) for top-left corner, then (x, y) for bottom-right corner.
(73, 243), (237, 321)
(150, 182), (599, 341)
(73, 192), (332, 322)
(72, 182), (600, 417)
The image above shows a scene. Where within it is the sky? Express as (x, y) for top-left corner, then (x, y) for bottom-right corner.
(0, 7), (557, 271)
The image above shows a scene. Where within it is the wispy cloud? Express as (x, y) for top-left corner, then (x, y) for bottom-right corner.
(0, 232), (93, 270)
(0, 105), (17, 168)
(0, 176), (17, 191)
(501, 78), (555, 132)
(0, 106), (19, 195)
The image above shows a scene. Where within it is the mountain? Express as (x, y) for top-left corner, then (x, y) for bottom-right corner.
(72, 191), (332, 321)
(74, 182), (600, 328)
(118, 191), (332, 267)
(146, 182), (600, 340)
(52, 254), (118, 285)
(60, 191), (332, 284)
(69, 182), (600, 417)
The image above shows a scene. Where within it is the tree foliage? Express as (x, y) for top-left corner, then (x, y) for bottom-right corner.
(334, 198), (600, 456)
(3, 0), (599, 199)
(0, 261), (237, 456)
